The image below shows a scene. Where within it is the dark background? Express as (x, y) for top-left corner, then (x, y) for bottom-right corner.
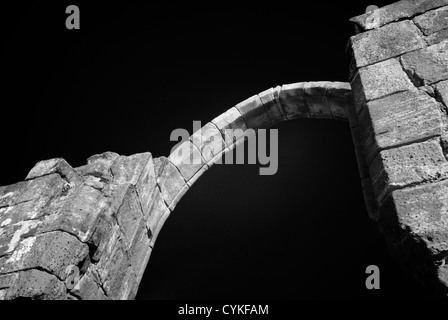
(1, 1), (428, 299)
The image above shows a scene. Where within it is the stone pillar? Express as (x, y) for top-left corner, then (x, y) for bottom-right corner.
(347, 0), (448, 295)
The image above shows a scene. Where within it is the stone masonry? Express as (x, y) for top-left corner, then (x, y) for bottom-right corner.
(0, 83), (351, 299)
(1, 0), (448, 299)
(348, 0), (448, 295)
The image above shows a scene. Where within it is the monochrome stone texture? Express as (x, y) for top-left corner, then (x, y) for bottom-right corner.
(1, 0), (448, 299)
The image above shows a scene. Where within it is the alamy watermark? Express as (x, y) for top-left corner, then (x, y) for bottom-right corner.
(170, 121), (278, 176)
(66, 5), (80, 29)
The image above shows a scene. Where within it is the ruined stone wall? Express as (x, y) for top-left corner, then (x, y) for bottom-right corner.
(2, 0), (448, 300)
(347, 0), (448, 294)
(0, 83), (351, 299)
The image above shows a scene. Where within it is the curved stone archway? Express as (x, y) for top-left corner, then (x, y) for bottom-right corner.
(1, 0), (448, 299)
(0, 81), (354, 300)
(155, 81), (356, 243)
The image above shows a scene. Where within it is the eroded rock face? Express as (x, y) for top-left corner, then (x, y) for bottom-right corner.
(0, 152), (162, 300)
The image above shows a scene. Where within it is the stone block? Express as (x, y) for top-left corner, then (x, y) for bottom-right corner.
(129, 221), (152, 284)
(5, 269), (66, 300)
(349, 20), (426, 68)
(0, 231), (89, 280)
(359, 90), (443, 164)
(370, 139), (448, 203)
(71, 270), (109, 300)
(146, 189), (170, 235)
(40, 184), (108, 242)
(116, 186), (143, 250)
(26, 158), (83, 186)
(303, 82), (333, 118)
(414, 6), (448, 35)
(135, 155), (157, 219)
(387, 180), (448, 256)
(157, 158), (186, 207)
(401, 40), (448, 85)
(75, 152), (119, 182)
(168, 141), (205, 181)
(436, 80), (448, 107)
(426, 28), (448, 45)
(351, 58), (416, 114)
(98, 240), (130, 300)
(0, 174), (71, 229)
(211, 107), (248, 147)
(235, 94), (269, 129)
(326, 82), (352, 120)
(278, 82), (309, 120)
(110, 152), (152, 185)
(257, 86), (285, 125)
(190, 122), (226, 163)
(349, 0), (448, 31)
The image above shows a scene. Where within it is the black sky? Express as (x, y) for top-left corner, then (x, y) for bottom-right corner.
(1, 1), (430, 299)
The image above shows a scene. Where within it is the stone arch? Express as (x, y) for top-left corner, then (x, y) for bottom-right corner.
(1, 0), (448, 299)
(152, 82), (360, 244)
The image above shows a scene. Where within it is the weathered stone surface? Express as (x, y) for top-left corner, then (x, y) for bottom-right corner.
(118, 266), (138, 300)
(135, 155), (157, 219)
(401, 40), (448, 85)
(414, 6), (448, 35)
(111, 152), (152, 185)
(6, 269), (66, 300)
(303, 82), (333, 118)
(211, 107), (248, 147)
(235, 94), (269, 129)
(349, 20), (426, 68)
(95, 238), (131, 300)
(0, 272), (19, 291)
(116, 187), (143, 250)
(0, 220), (41, 257)
(39, 184), (107, 242)
(75, 152), (119, 182)
(359, 90), (443, 164)
(208, 145), (228, 166)
(190, 122), (226, 163)
(129, 222), (151, 284)
(350, 0), (448, 31)
(257, 86), (285, 125)
(0, 173), (65, 209)
(370, 139), (448, 203)
(146, 188), (170, 235)
(26, 158), (83, 186)
(278, 82), (309, 120)
(0, 231), (88, 280)
(157, 158), (186, 207)
(187, 163), (209, 188)
(351, 59), (416, 114)
(90, 215), (117, 263)
(426, 28), (448, 45)
(71, 270), (109, 300)
(168, 141), (205, 181)
(436, 80), (448, 106)
(326, 82), (352, 120)
(0, 174), (70, 229)
(0, 149), (163, 300)
(386, 180), (448, 256)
